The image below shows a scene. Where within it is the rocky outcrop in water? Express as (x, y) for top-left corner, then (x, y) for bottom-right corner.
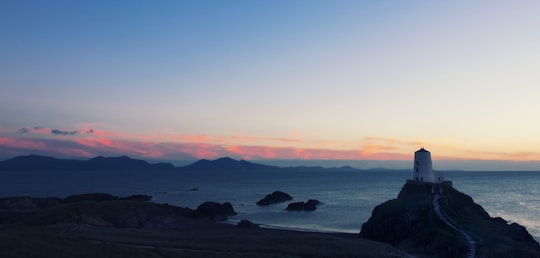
(194, 201), (237, 221)
(236, 219), (259, 228)
(256, 191), (293, 206)
(286, 199), (321, 211)
(360, 181), (540, 258)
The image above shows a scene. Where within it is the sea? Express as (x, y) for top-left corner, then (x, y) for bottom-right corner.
(0, 169), (539, 242)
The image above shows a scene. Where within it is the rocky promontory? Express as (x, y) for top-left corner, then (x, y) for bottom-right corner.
(360, 181), (540, 258)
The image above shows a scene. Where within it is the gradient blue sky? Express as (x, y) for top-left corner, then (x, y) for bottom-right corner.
(1, 1), (540, 169)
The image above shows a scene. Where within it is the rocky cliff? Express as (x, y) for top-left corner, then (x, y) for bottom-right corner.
(360, 181), (540, 258)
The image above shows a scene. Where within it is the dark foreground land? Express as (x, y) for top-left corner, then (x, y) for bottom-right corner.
(0, 223), (409, 258)
(0, 194), (408, 258)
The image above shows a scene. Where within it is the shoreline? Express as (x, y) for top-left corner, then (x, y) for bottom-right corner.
(0, 193), (410, 257)
(224, 219), (360, 235)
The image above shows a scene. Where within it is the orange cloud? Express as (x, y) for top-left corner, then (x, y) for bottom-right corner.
(3, 126), (540, 162)
(457, 149), (540, 161)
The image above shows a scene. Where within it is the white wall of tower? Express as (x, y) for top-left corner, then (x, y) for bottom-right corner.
(413, 149), (435, 183)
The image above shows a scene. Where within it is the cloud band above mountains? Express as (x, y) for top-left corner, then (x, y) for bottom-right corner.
(3, 126), (540, 165)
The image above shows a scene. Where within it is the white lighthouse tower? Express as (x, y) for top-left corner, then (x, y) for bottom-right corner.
(413, 148), (435, 183)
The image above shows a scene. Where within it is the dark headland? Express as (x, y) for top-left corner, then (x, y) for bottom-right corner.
(361, 181), (540, 257)
(360, 148), (540, 257)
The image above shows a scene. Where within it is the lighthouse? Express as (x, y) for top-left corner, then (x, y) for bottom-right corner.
(409, 148), (449, 194)
(413, 148), (435, 183)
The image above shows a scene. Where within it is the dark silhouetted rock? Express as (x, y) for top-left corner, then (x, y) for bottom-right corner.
(286, 199), (321, 211)
(360, 181), (540, 257)
(236, 219), (259, 228)
(194, 201), (236, 220)
(493, 216), (507, 224)
(257, 191), (293, 206)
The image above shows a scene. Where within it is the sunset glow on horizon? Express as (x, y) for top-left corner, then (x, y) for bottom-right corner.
(2, 1), (540, 169)
(3, 126), (540, 164)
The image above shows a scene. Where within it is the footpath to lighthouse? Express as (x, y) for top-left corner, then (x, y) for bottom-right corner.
(433, 193), (477, 258)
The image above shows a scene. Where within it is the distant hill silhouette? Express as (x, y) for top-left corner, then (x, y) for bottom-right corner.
(279, 165), (368, 172)
(0, 155), (82, 171)
(0, 155), (277, 172)
(0, 155), (175, 171)
(180, 157), (278, 172)
(0, 155), (401, 172)
(84, 156), (175, 171)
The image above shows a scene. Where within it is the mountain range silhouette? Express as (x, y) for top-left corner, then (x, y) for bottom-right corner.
(0, 155), (391, 172)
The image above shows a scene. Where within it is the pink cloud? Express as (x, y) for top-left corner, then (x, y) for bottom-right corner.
(73, 138), (113, 148)
(0, 134), (414, 161)
(0, 137), (47, 150)
(0, 127), (434, 160)
(4, 126), (540, 162)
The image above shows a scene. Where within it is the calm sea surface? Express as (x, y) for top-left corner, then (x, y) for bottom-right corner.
(1, 170), (539, 241)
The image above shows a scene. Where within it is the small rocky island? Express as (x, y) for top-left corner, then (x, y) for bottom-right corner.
(286, 199), (321, 211)
(361, 148), (540, 257)
(256, 191), (293, 206)
(257, 191), (322, 211)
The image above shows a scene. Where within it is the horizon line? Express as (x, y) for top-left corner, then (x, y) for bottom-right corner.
(3, 153), (540, 171)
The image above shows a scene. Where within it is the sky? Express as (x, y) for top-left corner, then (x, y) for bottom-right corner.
(1, 1), (540, 170)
